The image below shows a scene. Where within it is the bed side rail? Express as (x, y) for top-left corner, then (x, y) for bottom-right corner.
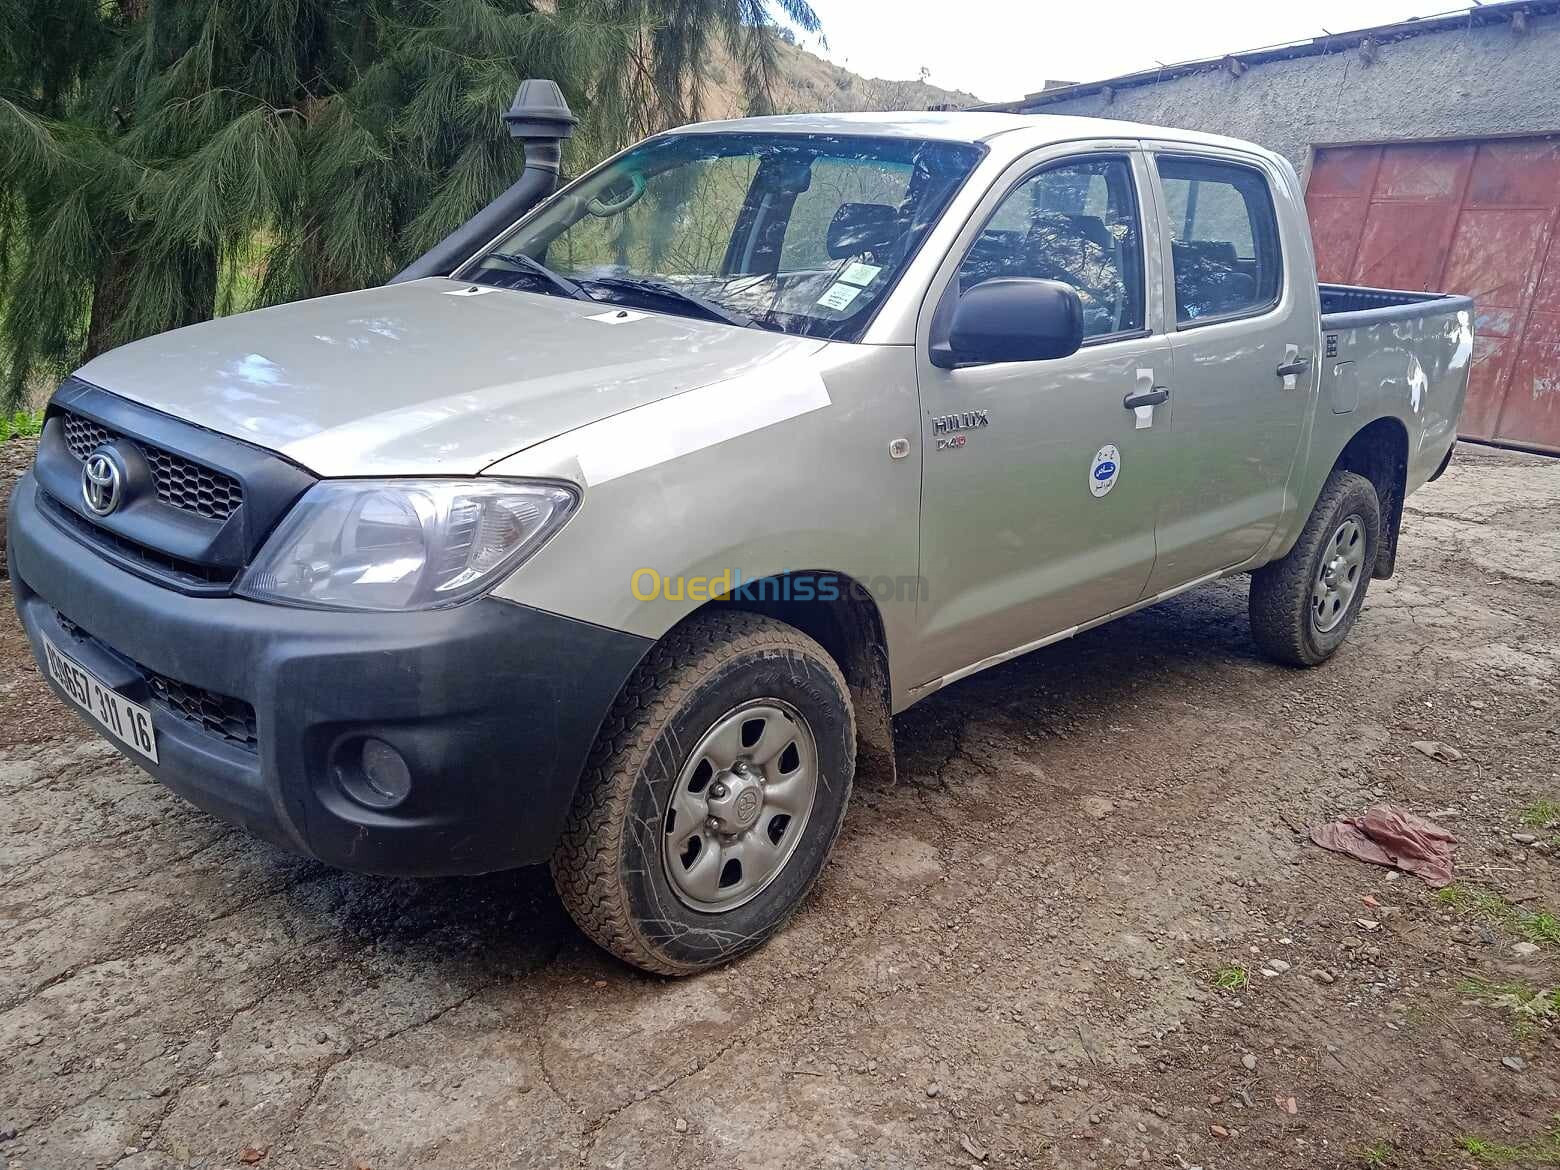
(1319, 283), (1474, 330)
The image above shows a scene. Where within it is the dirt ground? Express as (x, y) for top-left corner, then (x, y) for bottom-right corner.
(1, 441), (1556, 1170)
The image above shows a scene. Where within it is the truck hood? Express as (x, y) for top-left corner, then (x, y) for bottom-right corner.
(74, 278), (823, 476)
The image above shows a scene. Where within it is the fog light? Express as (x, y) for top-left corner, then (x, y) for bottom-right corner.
(361, 738), (412, 804)
(336, 736), (413, 809)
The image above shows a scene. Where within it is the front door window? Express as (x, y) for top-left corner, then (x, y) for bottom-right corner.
(956, 156), (1146, 341)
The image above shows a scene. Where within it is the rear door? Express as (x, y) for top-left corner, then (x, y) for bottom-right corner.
(911, 145), (1175, 687)
(1141, 146), (1319, 594)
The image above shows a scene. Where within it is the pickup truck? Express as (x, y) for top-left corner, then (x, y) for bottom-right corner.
(8, 91), (1472, 975)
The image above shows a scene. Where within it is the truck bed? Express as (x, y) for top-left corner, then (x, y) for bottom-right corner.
(1319, 283), (1473, 330)
(1312, 282), (1474, 501)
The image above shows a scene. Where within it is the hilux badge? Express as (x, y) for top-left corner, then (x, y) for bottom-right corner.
(1089, 445), (1121, 497)
(933, 410), (988, 451)
(82, 449), (124, 516)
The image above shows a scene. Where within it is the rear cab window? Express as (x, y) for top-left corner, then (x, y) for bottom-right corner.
(1155, 156), (1283, 325)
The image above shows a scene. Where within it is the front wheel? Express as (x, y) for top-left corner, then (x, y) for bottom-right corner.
(551, 611), (855, 975)
(1249, 469), (1382, 667)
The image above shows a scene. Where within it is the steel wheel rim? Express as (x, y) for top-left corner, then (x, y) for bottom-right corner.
(1312, 513), (1367, 633)
(661, 698), (819, 913)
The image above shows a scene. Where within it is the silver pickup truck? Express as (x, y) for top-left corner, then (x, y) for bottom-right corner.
(9, 95), (1472, 974)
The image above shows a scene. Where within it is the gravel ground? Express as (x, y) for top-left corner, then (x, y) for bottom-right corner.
(1, 441), (1557, 1170)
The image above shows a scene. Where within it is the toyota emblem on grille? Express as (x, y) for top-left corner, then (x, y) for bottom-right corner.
(81, 448), (124, 516)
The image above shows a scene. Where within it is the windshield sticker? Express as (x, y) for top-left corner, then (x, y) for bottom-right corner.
(816, 283), (865, 312)
(1089, 445), (1121, 498)
(838, 262), (882, 288)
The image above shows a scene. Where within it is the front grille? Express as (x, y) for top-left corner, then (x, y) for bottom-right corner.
(40, 493), (235, 587)
(53, 610), (259, 751)
(58, 408), (245, 521)
(145, 673), (258, 751)
(62, 413), (112, 458)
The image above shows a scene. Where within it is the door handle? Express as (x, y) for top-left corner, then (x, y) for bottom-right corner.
(1123, 388), (1170, 409)
(1276, 356), (1312, 379)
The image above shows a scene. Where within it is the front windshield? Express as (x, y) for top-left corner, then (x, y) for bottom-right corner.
(466, 131), (984, 341)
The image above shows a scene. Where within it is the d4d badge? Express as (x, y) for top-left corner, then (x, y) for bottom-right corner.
(932, 410), (988, 451)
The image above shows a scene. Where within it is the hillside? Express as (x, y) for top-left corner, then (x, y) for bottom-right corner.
(702, 36), (981, 118)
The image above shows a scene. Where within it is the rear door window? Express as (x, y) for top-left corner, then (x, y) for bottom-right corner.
(1156, 156), (1283, 324)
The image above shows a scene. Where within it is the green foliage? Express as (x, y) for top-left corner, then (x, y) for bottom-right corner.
(1456, 1120), (1560, 1166)
(1359, 1140), (1393, 1169)
(1211, 964), (1247, 992)
(1525, 911), (1560, 946)
(0, 407), (42, 438)
(1459, 976), (1560, 1036)
(0, 0), (817, 407)
(1520, 798), (1560, 828)
(1437, 883), (1560, 947)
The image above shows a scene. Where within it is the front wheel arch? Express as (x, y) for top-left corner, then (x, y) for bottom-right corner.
(696, 569), (898, 786)
(550, 609), (856, 974)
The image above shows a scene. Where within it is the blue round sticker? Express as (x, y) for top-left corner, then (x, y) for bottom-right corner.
(1089, 445), (1121, 497)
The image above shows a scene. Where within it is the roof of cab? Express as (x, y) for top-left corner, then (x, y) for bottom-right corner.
(675, 110), (1284, 165)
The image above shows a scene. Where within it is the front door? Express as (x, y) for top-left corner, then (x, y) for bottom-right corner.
(912, 148), (1175, 688)
(1141, 146), (1318, 593)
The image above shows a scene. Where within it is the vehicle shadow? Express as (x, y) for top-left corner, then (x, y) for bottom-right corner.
(255, 850), (575, 980)
(891, 576), (1266, 781)
(266, 577), (1268, 977)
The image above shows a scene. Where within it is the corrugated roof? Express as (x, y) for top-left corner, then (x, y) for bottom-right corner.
(977, 0), (1558, 112)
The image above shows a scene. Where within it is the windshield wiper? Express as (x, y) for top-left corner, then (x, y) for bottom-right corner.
(585, 276), (754, 329)
(486, 253), (596, 303)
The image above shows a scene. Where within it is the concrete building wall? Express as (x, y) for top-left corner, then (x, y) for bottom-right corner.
(1017, 9), (1560, 173)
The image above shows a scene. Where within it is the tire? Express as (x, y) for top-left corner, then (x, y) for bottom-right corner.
(551, 611), (855, 975)
(1249, 470), (1382, 667)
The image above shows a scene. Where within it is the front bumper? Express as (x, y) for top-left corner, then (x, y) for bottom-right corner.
(8, 472), (651, 875)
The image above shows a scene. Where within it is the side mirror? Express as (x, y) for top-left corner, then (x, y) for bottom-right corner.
(931, 277), (1084, 368)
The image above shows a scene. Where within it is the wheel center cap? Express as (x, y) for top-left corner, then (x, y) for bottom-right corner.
(707, 771), (764, 832)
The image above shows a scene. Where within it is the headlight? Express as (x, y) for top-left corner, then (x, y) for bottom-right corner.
(237, 479), (578, 611)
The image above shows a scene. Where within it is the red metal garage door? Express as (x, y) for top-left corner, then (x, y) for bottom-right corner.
(1305, 137), (1560, 454)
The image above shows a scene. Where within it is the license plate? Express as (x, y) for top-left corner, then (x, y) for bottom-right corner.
(43, 635), (159, 763)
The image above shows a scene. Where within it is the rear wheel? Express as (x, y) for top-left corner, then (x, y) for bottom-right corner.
(551, 611), (855, 974)
(1249, 470), (1381, 667)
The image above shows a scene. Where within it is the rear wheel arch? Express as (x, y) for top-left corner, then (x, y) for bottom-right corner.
(1250, 469), (1382, 667)
(1333, 417), (1408, 579)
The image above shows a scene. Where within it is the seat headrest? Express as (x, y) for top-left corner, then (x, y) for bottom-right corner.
(827, 202), (902, 260)
(1191, 239), (1239, 267)
(1026, 212), (1113, 252)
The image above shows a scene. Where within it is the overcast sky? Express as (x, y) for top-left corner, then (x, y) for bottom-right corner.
(793, 0), (1471, 103)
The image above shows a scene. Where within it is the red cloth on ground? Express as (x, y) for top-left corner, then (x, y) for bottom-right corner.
(1309, 804), (1457, 887)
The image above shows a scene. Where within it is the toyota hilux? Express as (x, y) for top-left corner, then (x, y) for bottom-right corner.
(8, 89), (1472, 973)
